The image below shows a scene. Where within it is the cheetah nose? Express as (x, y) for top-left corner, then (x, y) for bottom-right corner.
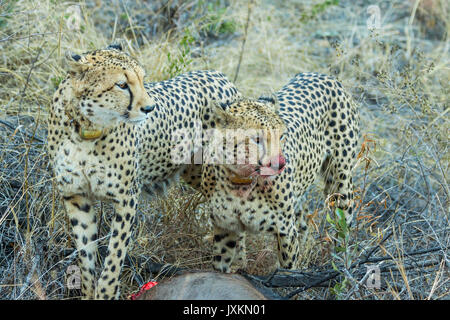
(141, 105), (155, 114)
(259, 155), (286, 169)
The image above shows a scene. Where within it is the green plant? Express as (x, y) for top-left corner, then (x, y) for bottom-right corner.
(326, 133), (380, 299)
(0, 0), (18, 28)
(199, 1), (237, 36)
(50, 76), (64, 89)
(164, 30), (195, 78)
(326, 207), (357, 298)
(300, 0), (340, 22)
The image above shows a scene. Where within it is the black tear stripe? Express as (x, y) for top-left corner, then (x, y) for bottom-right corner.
(127, 87), (133, 111)
(124, 73), (133, 112)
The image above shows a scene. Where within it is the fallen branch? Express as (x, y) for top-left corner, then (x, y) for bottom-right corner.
(75, 240), (447, 299)
(240, 245), (448, 299)
(0, 118), (45, 143)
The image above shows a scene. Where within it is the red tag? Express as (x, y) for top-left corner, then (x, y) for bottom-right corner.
(130, 281), (158, 300)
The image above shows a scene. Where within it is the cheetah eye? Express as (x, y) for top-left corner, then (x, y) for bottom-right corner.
(116, 81), (129, 90)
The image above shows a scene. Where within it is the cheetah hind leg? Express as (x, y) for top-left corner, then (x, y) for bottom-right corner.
(320, 154), (354, 226)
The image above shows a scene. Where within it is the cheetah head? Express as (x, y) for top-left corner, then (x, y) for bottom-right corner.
(64, 42), (155, 127)
(211, 96), (287, 180)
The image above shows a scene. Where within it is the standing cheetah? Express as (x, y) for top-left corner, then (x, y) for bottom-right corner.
(200, 73), (359, 272)
(47, 43), (240, 299)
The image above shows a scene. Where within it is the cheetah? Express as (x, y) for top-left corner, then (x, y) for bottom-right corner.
(199, 73), (359, 272)
(47, 43), (240, 299)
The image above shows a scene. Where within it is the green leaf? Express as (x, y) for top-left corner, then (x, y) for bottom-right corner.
(338, 219), (348, 234)
(326, 212), (335, 225)
(336, 208), (348, 233)
(336, 207), (345, 218)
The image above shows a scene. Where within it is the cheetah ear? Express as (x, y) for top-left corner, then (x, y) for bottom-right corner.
(258, 93), (279, 112)
(106, 38), (126, 51)
(64, 50), (92, 74)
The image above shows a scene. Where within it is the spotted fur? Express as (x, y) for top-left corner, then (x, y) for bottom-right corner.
(47, 45), (240, 299)
(200, 73), (360, 272)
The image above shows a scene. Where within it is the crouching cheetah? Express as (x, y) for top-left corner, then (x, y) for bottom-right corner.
(200, 73), (359, 272)
(47, 42), (240, 299)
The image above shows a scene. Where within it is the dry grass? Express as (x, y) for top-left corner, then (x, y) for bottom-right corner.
(0, 0), (448, 299)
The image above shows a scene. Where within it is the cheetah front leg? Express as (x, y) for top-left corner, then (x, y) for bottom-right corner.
(275, 219), (300, 270)
(63, 195), (98, 299)
(212, 226), (245, 273)
(95, 193), (137, 299)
